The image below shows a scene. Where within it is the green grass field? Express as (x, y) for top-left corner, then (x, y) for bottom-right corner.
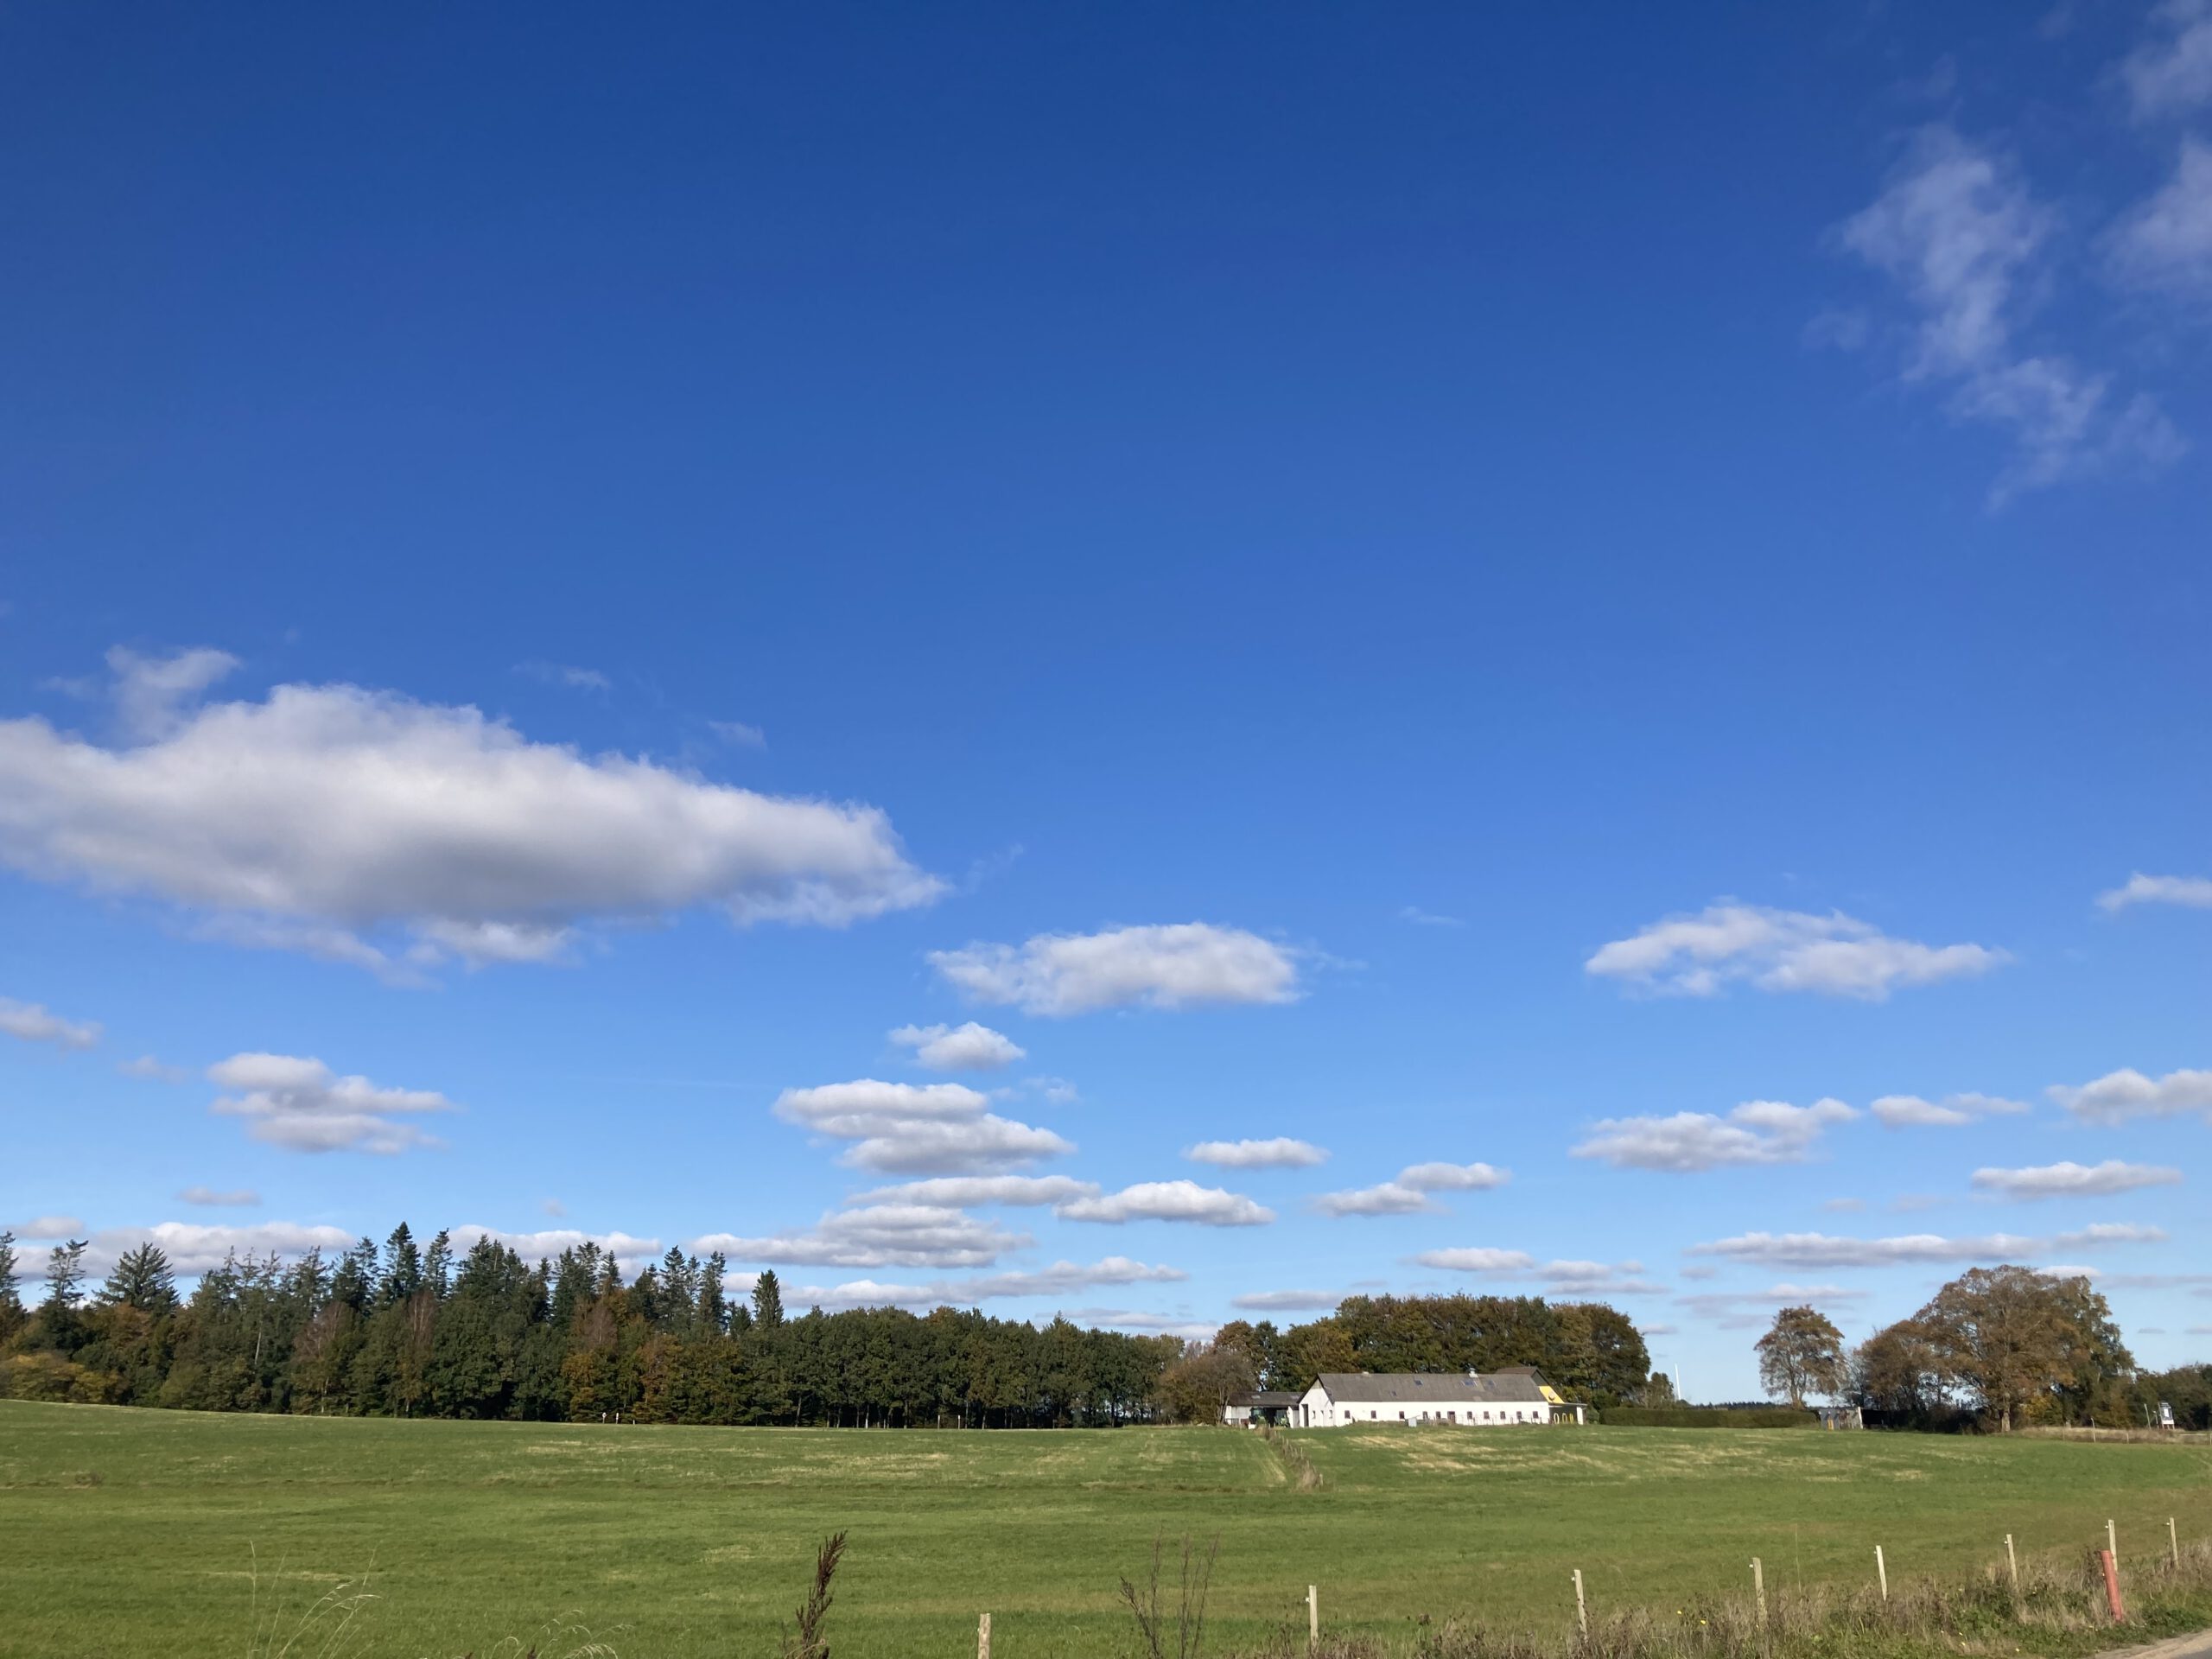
(3, 1402), (2209, 1658)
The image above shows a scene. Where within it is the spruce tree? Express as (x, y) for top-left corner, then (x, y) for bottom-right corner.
(378, 1224), (422, 1306)
(424, 1230), (454, 1299)
(99, 1242), (179, 1313)
(0, 1231), (21, 1343)
(43, 1239), (88, 1309)
(752, 1268), (785, 1330)
(697, 1252), (728, 1337)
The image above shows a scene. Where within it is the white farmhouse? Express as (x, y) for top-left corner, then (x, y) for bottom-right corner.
(1291, 1368), (1576, 1427)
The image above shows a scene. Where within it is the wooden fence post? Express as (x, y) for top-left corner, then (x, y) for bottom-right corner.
(1875, 1545), (1887, 1601)
(1307, 1584), (1319, 1649)
(2101, 1550), (2126, 1623)
(1573, 1569), (1587, 1639)
(977, 1611), (991, 1659)
(2005, 1535), (2018, 1594)
(2170, 1517), (2181, 1571)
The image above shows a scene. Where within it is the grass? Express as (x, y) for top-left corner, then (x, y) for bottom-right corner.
(2, 1401), (2209, 1657)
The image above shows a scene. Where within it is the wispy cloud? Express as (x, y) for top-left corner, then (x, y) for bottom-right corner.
(929, 924), (1300, 1014)
(177, 1186), (260, 1207)
(1834, 127), (2183, 503)
(2119, 0), (2212, 122)
(1587, 903), (2004, 999)
(1230, 1287), (1344, 1313)
(0, 997), (100, 1052)
(1572, 1100), (1854, 1173)
(1185, 1137), (1330, 1170)
(1871, 1091), (2028, 1128)
(694, 1205), (1023, 1270)
(2100, 872), (2212, 912)
(2049, 1065), (2212, 1125)
(1312, 1160), (1509, 1217)
(513, 660), (612, 691)
(1970, 1160), (2183, 1199)
(1689, 1230), (2038, 1268)
(207, 1052), (454, 1154)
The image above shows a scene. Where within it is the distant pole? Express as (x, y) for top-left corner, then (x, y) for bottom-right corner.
(1307, 1584), (1319, 1649)
(2171, 1517), (2181, 1571)
(1875, 1545), (1887, 1601)
(2107, 1519), (2118, 1561)
(2005, 1535), (2018, 1594)
(977, 1612), (991, 1659)
(1752, 1557), (1766, 1625)
(1573, 1569), (1587, 1639)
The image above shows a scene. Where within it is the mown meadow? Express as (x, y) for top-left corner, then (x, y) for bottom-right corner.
(3, 1401), (2209, 1657)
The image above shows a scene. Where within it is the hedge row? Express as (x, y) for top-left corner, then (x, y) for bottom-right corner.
(1599, 1406), (1819, 1428)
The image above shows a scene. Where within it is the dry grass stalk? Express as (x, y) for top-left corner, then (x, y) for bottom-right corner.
(780, 1530), (848, 1659)
(1120, 1532), (1224, 1659)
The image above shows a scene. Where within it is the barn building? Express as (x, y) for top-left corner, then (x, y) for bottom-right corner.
(1287, 1368), (1578, 1427)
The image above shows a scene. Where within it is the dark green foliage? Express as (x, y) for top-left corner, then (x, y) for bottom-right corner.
(1599, 1406), (1818, 1427)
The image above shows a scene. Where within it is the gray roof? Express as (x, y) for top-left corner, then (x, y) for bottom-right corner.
(1313, 1371), (1551, 1406)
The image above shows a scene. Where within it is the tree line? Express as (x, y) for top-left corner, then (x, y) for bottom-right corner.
(1752, 1264), (2207, 1430)
(0, 1226), (1655, 1427)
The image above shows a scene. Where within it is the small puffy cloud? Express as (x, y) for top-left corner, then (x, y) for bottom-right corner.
(1185, 1137), (1330, 1170)
(1872, 1091), (2028, 1128)
(1313, 1160), (1510, 1217)
(2120, 0), (2212, 121)
(1057, 1180), (1274, 1227)
(177, 1186), (259, 1207)
(1690, 1230), (2037, 1269)
(1587, 903), (2004, 1000)
(928, 923), (1300, 1015)
(888, 1021), (1027, 1072)
(697, 1203), (1022, 1270)
(2055, 1222), (2169, 1248)
(1572, 1099), (1855, 1173)
(82, 1219), (356, 1277)
(0, 653), (942, 973)
(1231, 1288), (1344, 1313)
(1413, 1248), (1538, 1274)
(2101, 872), (2212, 912)
(207, 1052), (455, 1154)
(847, 1176), (1100, 1209)
(0, 998), (100, 1052)
(120, 1055), (188, 1083)
(2050, 1066), (2212, 1125)
(1971, 1160), (2183, 1199)
(449, 1224), (662, 1276)
(773, 1078), (1071, 1174)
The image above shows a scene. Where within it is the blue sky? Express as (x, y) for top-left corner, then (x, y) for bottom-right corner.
(2, 3), (2208, 1398)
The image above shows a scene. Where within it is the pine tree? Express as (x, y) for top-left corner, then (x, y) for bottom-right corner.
(43, 1239), (88, 1310)
(697, 1252), (728, 1337)
(752, 1268), (785, 1331)
(99, 1242), (180, 1314)
(0, 1231), (22, 1344)
(424, 1230), (454, 1299)
(378, 1224), (422, 1306)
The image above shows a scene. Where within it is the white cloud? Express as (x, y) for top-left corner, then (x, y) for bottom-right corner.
(0, 652), (943, 971)
(1056, 1180), (1274, 1227)
(1398, 906), (1463, 927)
(1413, 1248), (1537, 1274)
(1411, 1249), (1659, 1294)
(1587, 903), (2005, 1000)
(888, 1021), (1027, 1072)
(1677, 1283), (1869, 1328)
(449, 1224), (662, 1276)
(1872, 1091), (2029, 1128)
(1572, 1099), (1855, 1173)
(2050, 1065), (2212, 1125)
(1823, 1197), (1867, 1213)
(207, 1052), (455, 1154)
(119, 1055), (188, 1083)
(1185, 1137), (1330, 1170)
(2110, 141), (2212, 299)
(695, 1205), (1021, 1270)
(0, 997), (100, 1052)
(1313, 1160), (1510, 1217)
(1690, 1231), (2039, 1269)
(6, 1216), (86, 1240)
(106, 645), (243, 740)
(2121, 0), (2212, 121)
(846, 1175), (1099, 1209)
(85, 1220), (357, 1276)
(2100, 872), (2212, 912)
(928, 923), (1300, 1015)
(2055, 1222), (2170, 1248)
(1834, 128), (2182, 503)
(1971, 1160), (2183, 1199)
(177, 1186), (259, 1207)
(785, 1258), (1180, 1313)
(1231, 1288), (1343, 1313)
(772, 1078), (1072, 1174)
(514, 661), (613, 692)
